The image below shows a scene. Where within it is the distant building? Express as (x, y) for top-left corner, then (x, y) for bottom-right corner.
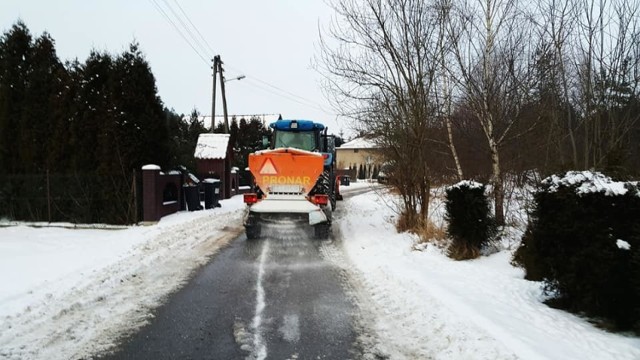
(336, 137), (383, 179)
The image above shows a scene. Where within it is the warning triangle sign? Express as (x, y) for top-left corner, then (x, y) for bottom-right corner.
(259, 158), (278, 175)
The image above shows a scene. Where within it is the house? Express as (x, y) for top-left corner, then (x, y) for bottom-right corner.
(194, 133), (236, 199)
(336, 137), (383, 179)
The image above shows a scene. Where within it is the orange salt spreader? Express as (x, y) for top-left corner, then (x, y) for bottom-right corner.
(242, 119), (340, 240)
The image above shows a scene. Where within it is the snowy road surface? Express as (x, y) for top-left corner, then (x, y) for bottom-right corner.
(1, 181), (640, 359)
(105, 226), (361, 359)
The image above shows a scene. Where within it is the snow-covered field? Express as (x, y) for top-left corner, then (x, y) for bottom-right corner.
(1, 181), (639, 359)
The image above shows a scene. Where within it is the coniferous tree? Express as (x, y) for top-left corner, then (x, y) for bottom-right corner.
(165, 108), (190, 169)
(0, 21), (32, 174)
(49, 59), (81, 172)
(0, 21), (219, 223)
(74, 50), (113, 172)
(111, 42), (169, 172)
(23, 32), (67, 172)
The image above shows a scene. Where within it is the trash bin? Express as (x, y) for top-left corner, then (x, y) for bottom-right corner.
(341, 175), (351, 186)
(204, 178), (222, 209)
(183, 184), (201, 211)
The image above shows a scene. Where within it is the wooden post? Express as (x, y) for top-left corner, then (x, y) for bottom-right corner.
(211, 55), (219, 132)
(46, 169), (51, 223)
(132, 169), (138, 224)
(218, 58), (230, 134)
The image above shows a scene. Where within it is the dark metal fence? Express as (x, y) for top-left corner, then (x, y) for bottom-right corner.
(0, 171), (140, 225)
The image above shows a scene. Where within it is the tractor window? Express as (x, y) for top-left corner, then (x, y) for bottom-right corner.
(274, 131), (316, 151)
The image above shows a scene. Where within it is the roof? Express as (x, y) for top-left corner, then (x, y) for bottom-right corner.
(194, 133), (231, 159)
(339, 137), (379, 149)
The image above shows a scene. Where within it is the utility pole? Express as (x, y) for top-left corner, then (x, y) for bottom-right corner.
(210, 55), (220, 133)
(218, 58), (230, 134)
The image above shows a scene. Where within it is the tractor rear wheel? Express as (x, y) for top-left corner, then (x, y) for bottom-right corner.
(314, 223), (330, 240)
(246, 225), (261, 240)
(316, 170), (337, 210)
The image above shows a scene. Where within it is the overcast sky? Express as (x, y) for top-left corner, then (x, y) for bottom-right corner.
(1, 0), (351, 136)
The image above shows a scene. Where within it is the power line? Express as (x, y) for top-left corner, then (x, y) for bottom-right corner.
(171, 0), (217, 56)
(148, 0), (210, 66)
(148, 0), (335, 117)
(239, 78), (333, 115)
(228, 64), (331, 112)
(161, 0), (212, 58)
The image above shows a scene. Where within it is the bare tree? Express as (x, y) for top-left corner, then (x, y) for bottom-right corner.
(446, 0), (536, 225)
(534, 0), (581, 170)
(575, 0), (640, 170)
(435, 0), (465, 181)
(319, 0), (449, 227)
(535, 0), (640, 172)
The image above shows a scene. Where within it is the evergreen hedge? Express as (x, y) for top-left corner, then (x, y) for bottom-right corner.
(513, 171), (640, 332)
(445, 181), (496, 260)
(0, 172), (138, 224)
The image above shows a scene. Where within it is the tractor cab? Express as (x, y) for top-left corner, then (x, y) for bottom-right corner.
(266, 119), (334, 168)
(269, 119), (325, 151)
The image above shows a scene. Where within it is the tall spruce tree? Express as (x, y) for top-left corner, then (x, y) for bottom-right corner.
(22, 32), (67, 172)
(0, 21), (32, 174)
(48, 59), (80, 172)
(74, 50), (113, 172)
(111, 42), (169, 173)
(165, 108), (191, 169)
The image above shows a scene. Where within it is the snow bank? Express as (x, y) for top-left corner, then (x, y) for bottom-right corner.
(0, 197), (246, 360)
(332, 189), (640, 359)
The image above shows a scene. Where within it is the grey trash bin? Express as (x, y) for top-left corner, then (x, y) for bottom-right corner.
(204, 179), (221, 208)
(183, 184), (201, 211)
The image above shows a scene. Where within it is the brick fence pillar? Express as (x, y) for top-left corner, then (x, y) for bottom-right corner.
(142, 164), (161, 222)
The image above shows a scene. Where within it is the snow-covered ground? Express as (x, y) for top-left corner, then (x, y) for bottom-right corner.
(0, 198), (246, 359)
(1, 181), (639, 359)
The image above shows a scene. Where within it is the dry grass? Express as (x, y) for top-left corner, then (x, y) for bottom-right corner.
(414, 219), (447, 243)
(446, 241), (481, 260)
(396, 211), (448, 249)
(395, 211), (414, 233)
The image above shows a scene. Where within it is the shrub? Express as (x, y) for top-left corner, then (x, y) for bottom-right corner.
(513, 171), (640, 332)
(445, 181), (496, 260)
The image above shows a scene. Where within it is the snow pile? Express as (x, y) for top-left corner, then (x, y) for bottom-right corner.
(331, 189), (640, 359)
(0, 197), (246, 360)
(542, 171), (634, 196)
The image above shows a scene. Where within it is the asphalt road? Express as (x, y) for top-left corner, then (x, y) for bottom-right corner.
(103, 191), (371, 359)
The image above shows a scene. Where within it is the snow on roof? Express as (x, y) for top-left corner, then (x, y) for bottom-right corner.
(541, 171), (637, 197)
(194, 133), (230, 160)
(141, 164), (161, 171)
(339, 137), (378, 149)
